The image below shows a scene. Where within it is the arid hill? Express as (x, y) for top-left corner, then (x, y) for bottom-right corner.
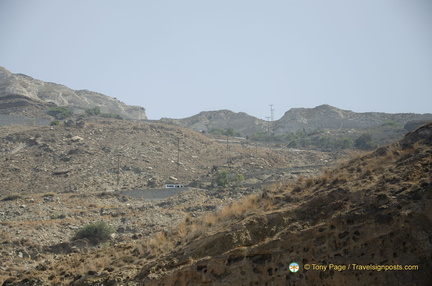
(129, 123), (432, 285)
(161, 110), (268, 136)
(130, 122), (431, 285)
(0, 66), (146, 120)
(162, 105), (432, 138)
(0, 117), (342, 197)
(1, 118), (430, 284)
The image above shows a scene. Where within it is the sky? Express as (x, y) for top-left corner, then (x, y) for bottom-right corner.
(1, 1), (431, 120)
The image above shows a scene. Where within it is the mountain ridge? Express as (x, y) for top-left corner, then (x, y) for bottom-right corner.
(0, 66), (146, 120)
(164, 104), (432, 136)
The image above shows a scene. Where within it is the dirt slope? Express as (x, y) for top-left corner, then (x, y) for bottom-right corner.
(2, 120), (431, 285)
(0, 117), (352, 285)
(130, 122), (431, 285)
(0, 117), (342, 197)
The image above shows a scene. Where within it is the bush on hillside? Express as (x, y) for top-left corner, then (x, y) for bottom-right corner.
(215, 168), (244, 188)
(85, 107), (101, 116)
(355, 134), (377, 150)
(73, 221), (115, 244)
(47, 106), (73, 120)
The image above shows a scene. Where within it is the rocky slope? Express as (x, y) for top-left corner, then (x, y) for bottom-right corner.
(0, 117), (350, 285)
(164, 104), (432, 138)
(161, 110), (268, 135)
(274, 104), (432, 133)
(0, 117), (343, 198)
(131, 122), (432, 285)
(2, 121), (431, 285)
(0, 66), (146, 120)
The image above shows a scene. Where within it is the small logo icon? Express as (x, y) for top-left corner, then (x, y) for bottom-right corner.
(289, 262), (300, 273)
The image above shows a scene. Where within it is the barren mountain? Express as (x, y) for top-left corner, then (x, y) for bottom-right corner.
(161, 110), (268, 135)
(164, 105), (432, 138)
(0, 66), (146, 120)
(274, 104), (432, 133)
(1, 118), (430, 285)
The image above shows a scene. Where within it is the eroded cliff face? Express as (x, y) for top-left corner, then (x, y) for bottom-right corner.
(0, 66), (146, 120)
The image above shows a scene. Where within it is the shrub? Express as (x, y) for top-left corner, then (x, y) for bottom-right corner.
(85, 107), (101, 116)
(233, 173), (244, 186)
(47, 106), (73, 120)
(209, 128), (241, 137)
(73, 221), (115, 244)
(355, 134), (377, 150)
(215, 169), (244, 188)
(100, 113), (123, 119)
(216, 169), (229, 188)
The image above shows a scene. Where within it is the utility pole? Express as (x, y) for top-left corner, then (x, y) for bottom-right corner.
(177, 138), (181, 173)
(116, 154), (121, 190)
(226, 121), (230, 163)
(265, 116), (271, 135)
(270, 104), (274, 122)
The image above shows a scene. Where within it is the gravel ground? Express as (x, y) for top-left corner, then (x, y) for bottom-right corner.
(0, 114), (50, 126)
(117, 188), (189, 200)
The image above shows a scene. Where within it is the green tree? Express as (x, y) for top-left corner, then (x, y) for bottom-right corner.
(216, 169), (229, 188)
(355, 134), (377, 150)
(215, 169), (244, 188)
(47, 106), (73, 120)
(225, 127), (235, 137)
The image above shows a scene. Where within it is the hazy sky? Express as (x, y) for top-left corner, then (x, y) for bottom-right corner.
(1, 1), (431, 119)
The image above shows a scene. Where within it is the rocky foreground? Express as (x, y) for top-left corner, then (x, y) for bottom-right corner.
(0, 119), (430, 284)
(131, 122), (431, 285)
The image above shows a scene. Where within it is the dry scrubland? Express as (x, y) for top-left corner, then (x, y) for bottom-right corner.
(0, 118), (343, 196)
(0, 119), (431, 285)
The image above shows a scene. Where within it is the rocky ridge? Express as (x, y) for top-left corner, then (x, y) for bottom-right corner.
(164, 104), (432, 137)
(0, 66), (146, 120)
(161, 110), (268, 136)
(275, 104), (432, 133)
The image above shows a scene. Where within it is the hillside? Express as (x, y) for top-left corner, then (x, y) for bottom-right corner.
(0, 66), (146, 120)
(1, 120), (430, 284)
(275, 104), (432, 133)
(164, 105), (432, 139)
(0, 117), (343, 198)
(161, 110), (268, 136)
(133, 122), (432, 285)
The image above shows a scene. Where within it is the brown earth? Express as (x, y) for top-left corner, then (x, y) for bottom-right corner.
(0, 117), (343, 197)
(0, 117), (352, 285)
(10, 121), (428, 286)
(2, 119), (430, 285)
(132, 122), (432, 286)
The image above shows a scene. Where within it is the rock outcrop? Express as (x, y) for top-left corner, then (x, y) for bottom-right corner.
(0, 66), (146, 120)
